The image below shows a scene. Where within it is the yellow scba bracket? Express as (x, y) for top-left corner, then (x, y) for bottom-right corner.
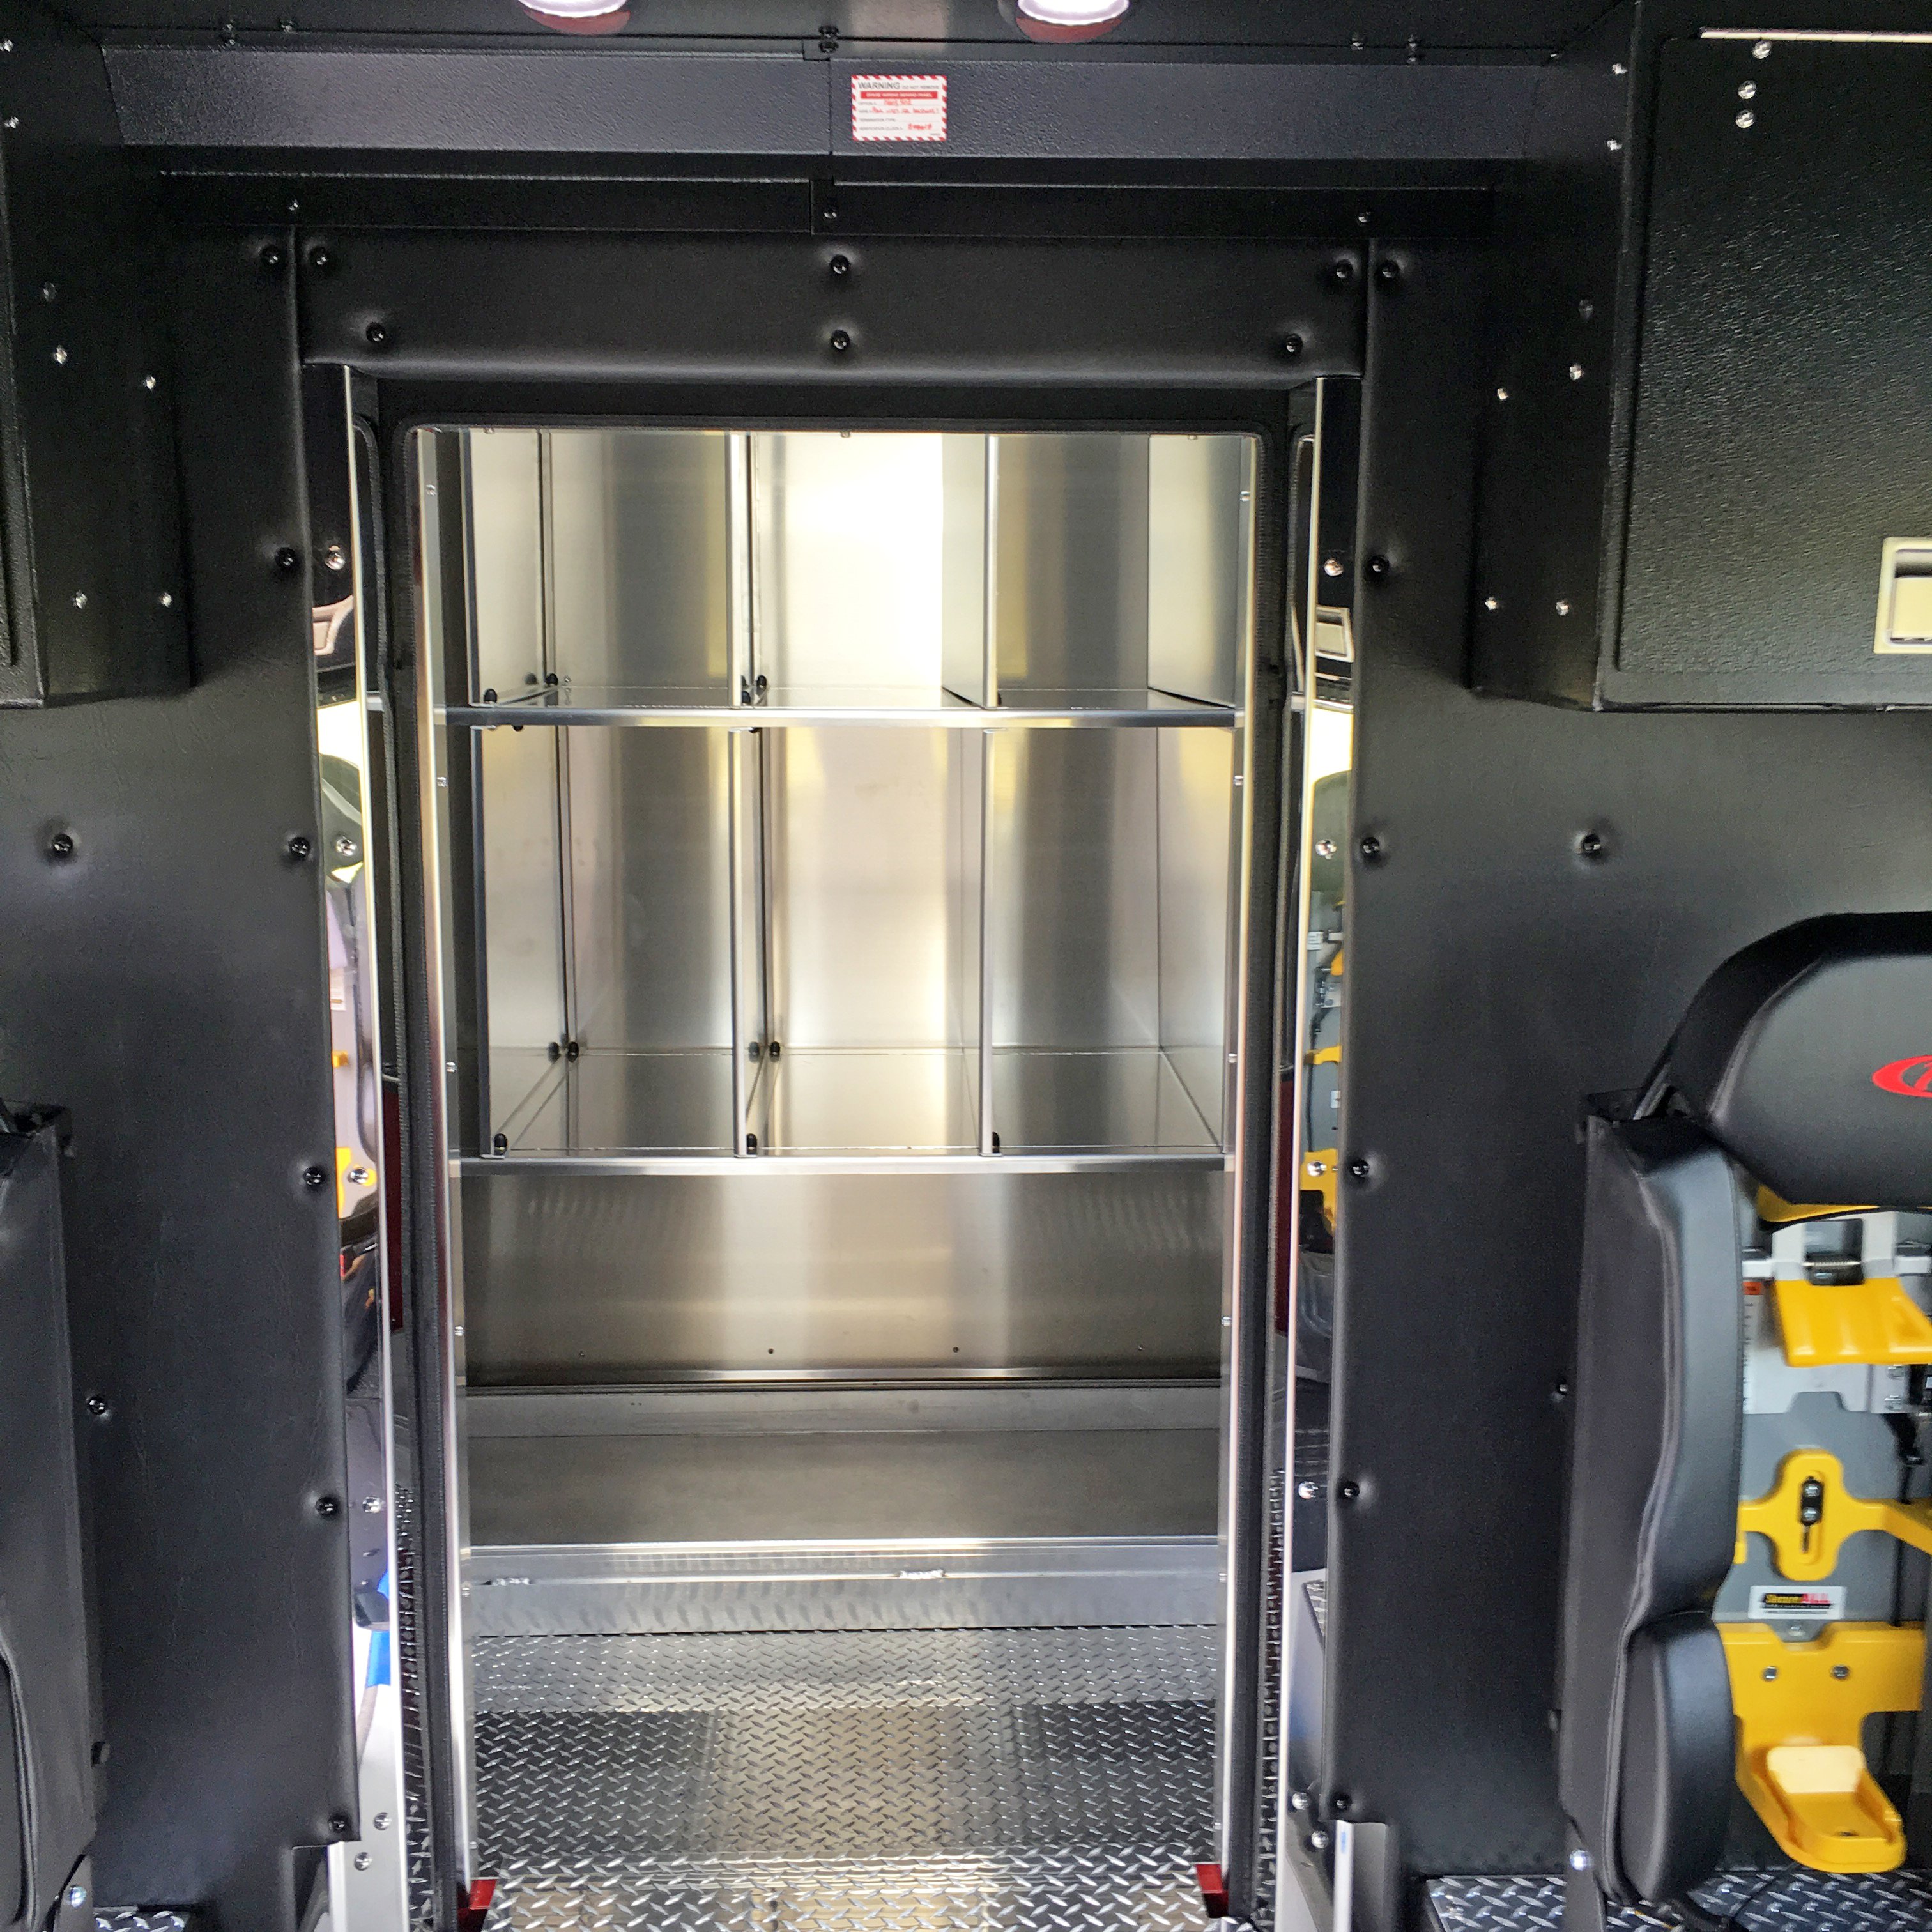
(1721, 1622), (1924, 1873)
(1754, 1186), (1875, 1225)
(1774, 1275), (1932, 1367)
(1735, 1450), (1932, 1579)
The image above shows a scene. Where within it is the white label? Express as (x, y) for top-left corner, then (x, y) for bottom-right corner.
(1748, 1584), (1845, 1623)
(850, 74), (947, 142)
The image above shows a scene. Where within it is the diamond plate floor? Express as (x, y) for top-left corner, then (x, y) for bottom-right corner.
(1429, 1867), (1932, 1932)
(473, 1626), (1219, 1932)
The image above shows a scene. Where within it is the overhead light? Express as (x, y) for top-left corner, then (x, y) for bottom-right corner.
(518, 0), (629, 34)
(1011, 0), (1131, 43)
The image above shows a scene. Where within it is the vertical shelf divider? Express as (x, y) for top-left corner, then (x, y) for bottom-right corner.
(977, 439), (1000, 1157)
(728, 433), (755, 1154)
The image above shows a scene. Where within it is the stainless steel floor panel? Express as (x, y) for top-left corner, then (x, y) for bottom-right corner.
(1428, 1869), (1932, 1932)
(471, 1626), (1218, 1932)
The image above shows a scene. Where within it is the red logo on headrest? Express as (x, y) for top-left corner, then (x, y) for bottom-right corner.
(1873, 1055), (1932, 1097)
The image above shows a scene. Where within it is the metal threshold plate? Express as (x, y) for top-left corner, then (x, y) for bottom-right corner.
(1428, 1869), (1932, 1932)
(473, 1623), (1220, 1932)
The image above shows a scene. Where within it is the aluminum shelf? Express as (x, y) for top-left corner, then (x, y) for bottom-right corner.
(449, 685), (1238, 728)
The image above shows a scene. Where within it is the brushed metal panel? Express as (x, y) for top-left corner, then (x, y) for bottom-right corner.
(991, 730), (1160, 1050)
(478, 726), (565, 1078)
(503, 1050), (736, 1157)
(464, 427), (544, 701)
(755, 1048), (979, 1155)
(940, 435), (992, 706)
(752, 433), (948, 697)
(767, 726), (979, 1053)
(992, 1050), (1218, 1154)
(993, 434), (1149, 698)
(1158, 727), (1238, 1137)
(461, 1167), (1223, 1381)
(547, 429), (733, 698)
(1147, 434), (1255, 709)
(566, 725), (732, 1054)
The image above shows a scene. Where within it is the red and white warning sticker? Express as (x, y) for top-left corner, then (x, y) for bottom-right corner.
(850, 73), (947, 142)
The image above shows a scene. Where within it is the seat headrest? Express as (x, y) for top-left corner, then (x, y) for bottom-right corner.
(1657, 913), (1932, 1210)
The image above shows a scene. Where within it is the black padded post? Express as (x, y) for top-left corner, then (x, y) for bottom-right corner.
(1556, 1114), (1742, 1910)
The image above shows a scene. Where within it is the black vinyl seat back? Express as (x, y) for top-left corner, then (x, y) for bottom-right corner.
(0, 1119), (99, 1930)
(1556, 913), (1932, 1914)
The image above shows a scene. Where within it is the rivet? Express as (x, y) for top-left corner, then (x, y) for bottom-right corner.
(1736, 109), (1755, 128)
(143, 374), (157, 390)
(1495, 387), (1510, 401)
(1, 40), (12, 50)
(158, 592), (173, 608)
(1555, 599), (1572, 616)
(72, 591), (86, 608)
(1612, 61), (1627, 75)
(1579, 300), (1595, 321)
(365, 320), (388, 347)
(52, 344), (66, 365)
(1568, 363), (1584, 381)
(303, 1164), (328, 1188)
(1484, 596), (1500, 611)
(1281, 333), (1303, 360)
(1752, 38), (1772, 58)
(39, 281), (54, 302)
(1607, 137), (1623, 153)
(829, 328), (852, 353)
(3, 117), (19, 132)
(1738, 81), (1757, 100)
(48, 831), (75, 859)
(1358, 832), (1383, 862)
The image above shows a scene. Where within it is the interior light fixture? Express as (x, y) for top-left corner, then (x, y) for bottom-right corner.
(518, 0), (630, 34)
(1011, 0), (1131, 43)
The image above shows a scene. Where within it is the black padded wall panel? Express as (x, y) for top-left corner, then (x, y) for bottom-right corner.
(1323, 241), (1932, 1883)
(0, 231), (353, 1927)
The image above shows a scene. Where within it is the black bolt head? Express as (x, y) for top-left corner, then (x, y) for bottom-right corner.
(1332, 1793), (1352, 1813)
(829, 328), (852, 353)
(307, 245), (333, 273)
(1832, 1665), (1850, 1680)
(1347, 1157), (1370, 1181)
(259, 243), (286, 275)
(275, 546), (300, 574)
(829, 254), (851, 277)
(288, 833), (313, 861)
(1553, 1379), (1570, 1400)
(493, 1132), (509, 1154)
(328, 1811), (352, 1834)
(822, 204), (839, 224)
(1358, 832), (1383, 862)
(1579, 831), (1606, 859)
(1330, 259), (1356, 286)
(1365, 554), (1390, 581)
(316, 1497), (342, 1520)
(365, 321), (388, 348)
(303, 1166), (328, 1190)
(482, 687), (498, 703)
(1338, 1481), (1361, 1502)
(1374, 259), (1401, 288)
(86, 1393), (109, 1418)
(48, 831), (75, 859)
(1281, 333), (1304, 359)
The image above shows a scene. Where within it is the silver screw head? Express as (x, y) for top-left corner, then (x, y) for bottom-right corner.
(325, 542), (346, 571)
(1484, 596), (1500, 611)
(359, 1494), (383, 1512)
(1607, 137), (1623, 152)
(143, 374), (157, 390)
(1568, 1849), (1591, 1872)
(1322, 556), (1344, 578)
(51, 344), (66, 365)
(1611, 61), (1626, 75)
(353, 1851), (372, 1871)
(1309, 1829), (1331, 1851)
(66, 1887), (87, 1909)
(1736, 109), (1756, 128)
(1555, 599), (1571, 616)
(1738, 80), (1756, 99)
(72, 592), (86, 608)
(1290, 1790), (1311, 1811)
(1315, 838), (1338, 858)
(1568, 363), (1584, 381)
(335, 833), (358, 858)
(373, 1811), (391, 1830)
(159, 592), (173, 608)
(1753, 37), (1772, 57)
(1495, 387), (1510, 401)
(1296, 1480), (1320, 1500)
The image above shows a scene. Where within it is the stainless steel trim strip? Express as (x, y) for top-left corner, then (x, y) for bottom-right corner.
(454, 1151), (1227, 1177)
(1703, 27), (1932, 42)
(446, 703), (1241, 729)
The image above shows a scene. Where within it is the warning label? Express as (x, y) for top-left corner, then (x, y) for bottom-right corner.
(850, 74), (948, 143)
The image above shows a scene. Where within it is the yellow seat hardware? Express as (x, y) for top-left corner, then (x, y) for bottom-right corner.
(1774, 1275), (1932, 1368)
(1735, 1450), (1932, 1580)
(1720, 1622), (1923, 1873)
(1754, 1186), (1874, 1225)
